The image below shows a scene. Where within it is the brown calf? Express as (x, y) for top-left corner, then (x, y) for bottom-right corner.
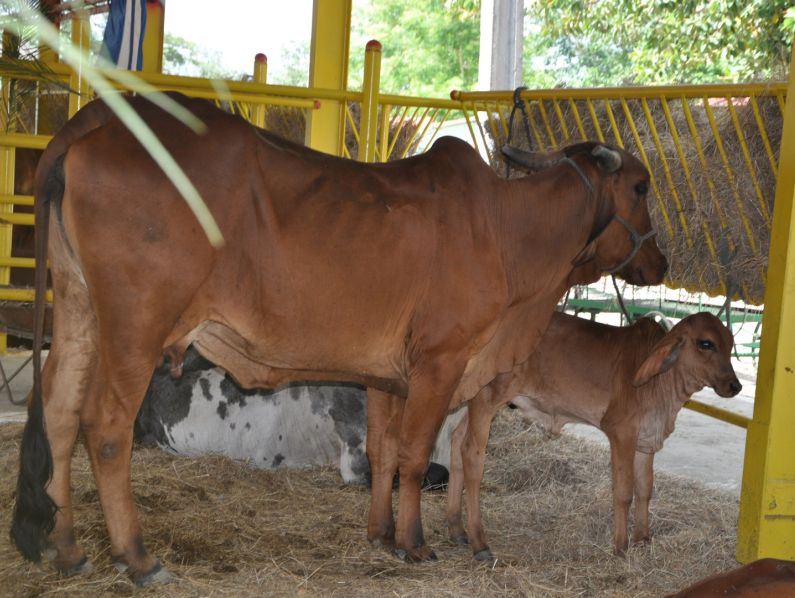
(447, 311), (741, 559)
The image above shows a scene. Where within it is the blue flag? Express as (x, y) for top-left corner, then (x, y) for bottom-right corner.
(101, 0), (147, 70)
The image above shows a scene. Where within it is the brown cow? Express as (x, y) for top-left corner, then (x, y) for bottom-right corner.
(447, 311), (741, 559)
(667, 558), (795, 597)
(11, 92), (666, 584)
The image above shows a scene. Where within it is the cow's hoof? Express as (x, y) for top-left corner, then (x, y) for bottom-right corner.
(369, 536), (396, 551)
(130, 561), (175, 587)
(394, 545), (437, 563)
(59, 556), (95, 578)
(473, 548), (495, 562)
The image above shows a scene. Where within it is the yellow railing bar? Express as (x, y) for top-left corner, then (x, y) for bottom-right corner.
(685, 399), (750, 429)
(0, 194), (33, 206)
(0, 287), (53, 302)
(585, 99), (606, 143)
(417, 109), (451, 155)
(567, 99), (589, 141)
(451, 82), (787, 102)
(619, 97), (674, 240)
(0, 257), (34, 268)
(462, 108), (485, 156)
(0, 132), (51, 149)
(680, 98), (731, 232)
(0, 213), (33, 226)
(659, 96), (724, 292)
(602, 100), (624, 148)
(703, 98), (759, 256)
(377, 103), (391, 161)
(727, 97), (771, 223)
(521, 100), (546, 149)
(552, 99), (570, 141)
(385, 105), (418, 160)
(750, 95), (778, 179)
(536, 100), (558, 148)
(642, 97), (694, 248)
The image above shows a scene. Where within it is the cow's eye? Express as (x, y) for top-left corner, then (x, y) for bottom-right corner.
(634, 181), (648, 196)
(697, 339), (716, 351)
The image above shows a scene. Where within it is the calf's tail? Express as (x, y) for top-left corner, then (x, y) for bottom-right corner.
(9, 152), (64, 562)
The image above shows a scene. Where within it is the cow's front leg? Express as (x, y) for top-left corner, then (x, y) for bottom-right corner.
(631, 451), (654, 545)
(366, 389), (403, 549)
(394, 358), (465, 562)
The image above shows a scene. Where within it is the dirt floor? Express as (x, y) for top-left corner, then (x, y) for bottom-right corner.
(0, 409), (739, 598)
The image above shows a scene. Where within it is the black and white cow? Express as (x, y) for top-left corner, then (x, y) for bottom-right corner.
(135, 349), (461, 486)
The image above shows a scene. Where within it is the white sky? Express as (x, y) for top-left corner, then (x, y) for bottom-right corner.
(163, 1), (315, 77)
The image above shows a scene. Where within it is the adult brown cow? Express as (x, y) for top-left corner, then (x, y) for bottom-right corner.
(11, 92), (666, 584)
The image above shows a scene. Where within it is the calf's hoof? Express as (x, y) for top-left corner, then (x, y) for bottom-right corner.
(449, 532), (469, 546)
(130, 560), (175, 587)
(473, 548), (495, 562)
(368, 535), (396, 551)
(394, 545), (438, 563)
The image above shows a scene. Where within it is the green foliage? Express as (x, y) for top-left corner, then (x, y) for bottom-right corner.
(525, 0), (795, 87)
(350, 0), (481, 95)
(162, 33), (245, 80)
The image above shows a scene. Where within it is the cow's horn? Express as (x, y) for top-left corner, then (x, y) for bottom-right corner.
(591, 145), (622, 173)
(501, 145), (565, 171)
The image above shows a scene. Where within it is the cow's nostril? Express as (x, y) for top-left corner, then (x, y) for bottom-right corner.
(729, 381), (742, 395)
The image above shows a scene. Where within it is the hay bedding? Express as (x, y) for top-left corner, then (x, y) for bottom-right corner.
(0, 411), (737, 597)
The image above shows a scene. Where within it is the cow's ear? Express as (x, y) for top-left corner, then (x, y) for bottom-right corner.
(633, 336), (684, 386)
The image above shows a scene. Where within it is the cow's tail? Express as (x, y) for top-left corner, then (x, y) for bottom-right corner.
(9, 148), (66, 562)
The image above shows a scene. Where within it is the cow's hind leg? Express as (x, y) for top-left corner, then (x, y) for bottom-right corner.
(366, 389), (402, 549)
(11, 236), (99, 575)
(79, 345), (172, 586)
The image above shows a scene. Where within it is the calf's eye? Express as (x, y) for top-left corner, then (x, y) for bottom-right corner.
(697, 339), (716, 351)
(634, 181), (648, 196)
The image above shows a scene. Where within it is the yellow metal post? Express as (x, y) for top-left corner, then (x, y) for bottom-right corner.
(0, 34), (16, 354)
(305, 0), (351, 155)
(142, 0), (165, 74)
(736, 46), (795, 562)
(358, 40), (381, 162)
(67, 12), (91, 117)
(252, 53), (268, 128)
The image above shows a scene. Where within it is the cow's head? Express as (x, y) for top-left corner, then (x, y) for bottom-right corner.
(502, 142), (668, 287)
(632, 312), (741, 398)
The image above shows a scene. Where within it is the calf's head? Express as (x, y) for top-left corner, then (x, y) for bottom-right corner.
(632, 312), (742, 397)
(503, 142), (668, 288)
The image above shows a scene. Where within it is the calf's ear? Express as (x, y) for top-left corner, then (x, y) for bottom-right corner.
(632, 336), (684, 387)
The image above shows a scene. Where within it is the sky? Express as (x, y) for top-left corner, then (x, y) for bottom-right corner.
(163, 1), (315, 78)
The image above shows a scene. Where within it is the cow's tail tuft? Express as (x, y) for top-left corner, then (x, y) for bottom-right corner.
(10, 153), (64, 562)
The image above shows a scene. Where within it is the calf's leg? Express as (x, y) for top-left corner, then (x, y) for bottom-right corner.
(460, 387), (501, 560)
(445, 410), (469, 545)
(632, 451), (654, 544)
(607, 430), (638, 555)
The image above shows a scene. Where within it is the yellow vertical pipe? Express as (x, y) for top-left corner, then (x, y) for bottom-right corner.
(252, 53), (268, 128)
(736, 45), (795, 562)
(68, 12), (91, 117)
(358, 40), (381, 162)
(0, 34), (15, 354)
(142, 0), (165, 74)
(305, 0), (351, 156)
